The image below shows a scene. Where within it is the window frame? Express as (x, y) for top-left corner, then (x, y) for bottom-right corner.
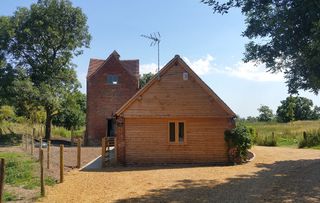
(167, 120), (186, 145)
(106, 74), (119, 85)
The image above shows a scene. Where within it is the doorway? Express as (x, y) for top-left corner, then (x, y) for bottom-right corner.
(107, 118), (115, 137)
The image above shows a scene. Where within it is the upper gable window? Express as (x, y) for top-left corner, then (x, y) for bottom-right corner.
(107, 75), (119, 85)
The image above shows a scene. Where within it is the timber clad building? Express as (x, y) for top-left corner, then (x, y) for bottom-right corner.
(86, 51), (236, 164)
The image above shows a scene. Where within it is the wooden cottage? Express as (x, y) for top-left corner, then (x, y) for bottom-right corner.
(114, 55), (236, 165)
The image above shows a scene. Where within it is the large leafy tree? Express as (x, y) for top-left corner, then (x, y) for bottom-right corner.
(52, 91), (86, 130)
(202, 0), (320, 94)
(0, 0), (91, 139)
(276, 96), (317, 122)
(257, 105), (273, 122)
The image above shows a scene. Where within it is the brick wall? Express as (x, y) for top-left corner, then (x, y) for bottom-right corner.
(86, 55), (138, 145)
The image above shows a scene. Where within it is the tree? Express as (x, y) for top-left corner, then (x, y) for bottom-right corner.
(276, 96), (316, 122)
(52, 91), (86, 130)
(257, 105), (273, 122)
(0, 105), (16, 122)
(0, 0), (91, 139)
(312, 106), (320, 120)
(139, 72), (154, 89)
(246, 116), (257, 122)
(294, 97), (315, 120)
(202, 0), (320, 94)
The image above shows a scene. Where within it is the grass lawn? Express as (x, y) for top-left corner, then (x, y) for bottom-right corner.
(0, 151), (56, 202)
(244, 120), (320, 148)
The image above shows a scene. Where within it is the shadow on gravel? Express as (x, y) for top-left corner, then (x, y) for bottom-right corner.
(114, 159), (320, 203)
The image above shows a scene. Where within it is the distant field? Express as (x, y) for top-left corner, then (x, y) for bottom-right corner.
(0, 121), (84, 139)
(244, 120), (320, 147)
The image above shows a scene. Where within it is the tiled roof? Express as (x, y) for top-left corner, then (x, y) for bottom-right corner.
(87, 58), (105, 78)
(87, 51), (139, 79)
(120, 60), (139, 80)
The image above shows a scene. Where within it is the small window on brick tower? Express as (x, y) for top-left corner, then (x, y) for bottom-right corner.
(107, 75), (119, 84)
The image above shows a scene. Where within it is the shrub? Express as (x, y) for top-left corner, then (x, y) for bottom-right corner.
(14, 116), (27, 124)
(298, 130), (320, 148)
(225, 124), (252, 164)
(255, 134), (277, 146)
(248, 127), (257, 144)
(52, 126), (71, 138)
(0, 133), (22, 145)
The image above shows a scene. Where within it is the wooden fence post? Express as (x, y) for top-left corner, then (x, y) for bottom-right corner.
(303, 131), (307, 140)
(26, 135), (28, 151)
(39, 137), (43, 160)
(24, 135), (28, 151)
(77, 138), (81, 168)
(47, 141), (51, 169)
(31, 135), (34, 156)
(101, 137), (106, 168)
(71, 129), (74, 146)
(60, 145), (64, 183)
(39, 149), (45, 197)
(0, 158), (5, 203)
(31, 128), (35, 155)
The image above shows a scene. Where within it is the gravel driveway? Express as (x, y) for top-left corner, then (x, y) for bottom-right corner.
(38, 146), (320, 203)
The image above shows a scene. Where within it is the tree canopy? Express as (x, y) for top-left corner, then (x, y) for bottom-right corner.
(0, 0), (91, 139)
(52, 91), (86, 130)
(139, 72), (154, 89)
(202, 0), (320, 94)
(257, 105), (273, 122)
(276, 96), (319, 122)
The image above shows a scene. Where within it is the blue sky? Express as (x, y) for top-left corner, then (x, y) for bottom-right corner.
(1, 0), (319, 117)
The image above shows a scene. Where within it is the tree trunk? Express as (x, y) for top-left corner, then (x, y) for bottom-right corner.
(45, 109), (52, 140)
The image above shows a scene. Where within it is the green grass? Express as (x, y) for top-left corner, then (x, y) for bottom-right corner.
(0, 152), (57, 190)
(0, 152), (39, 189)
(311, 145), (320, 149)
(4, 191), (18, 202)
(244, 120), (320, 147)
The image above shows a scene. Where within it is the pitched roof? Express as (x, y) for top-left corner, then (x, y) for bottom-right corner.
(87, 59), (105, 78)
(116, 55), (236, 117)
(120, 60), (139, 80)
(87, 51), (139, 79)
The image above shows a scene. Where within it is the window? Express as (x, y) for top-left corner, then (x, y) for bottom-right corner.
(107, 75), (118, 84)
(168, 121), (185, 144)
(178, 122), (184, 143)
(169, 122), (175, 142)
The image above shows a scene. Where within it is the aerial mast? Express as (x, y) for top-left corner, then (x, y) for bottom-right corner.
(141, 32), (161, 79)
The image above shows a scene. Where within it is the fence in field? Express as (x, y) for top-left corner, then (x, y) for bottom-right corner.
(14, 129), (82, 197)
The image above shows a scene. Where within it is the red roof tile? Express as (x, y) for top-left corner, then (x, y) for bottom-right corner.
(87, 51), (139, 79)
(120, 60), (139, 80)
(87, 58), (104, 78)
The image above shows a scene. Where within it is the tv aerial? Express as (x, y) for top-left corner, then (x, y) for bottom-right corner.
(141, 32), (161, 79)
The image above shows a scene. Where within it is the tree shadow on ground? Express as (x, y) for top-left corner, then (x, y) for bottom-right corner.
(115, 159), (320, 203)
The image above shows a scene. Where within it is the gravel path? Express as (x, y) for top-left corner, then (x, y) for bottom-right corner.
(38, 146), (320, 203)
(33, 145), (101, 180)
